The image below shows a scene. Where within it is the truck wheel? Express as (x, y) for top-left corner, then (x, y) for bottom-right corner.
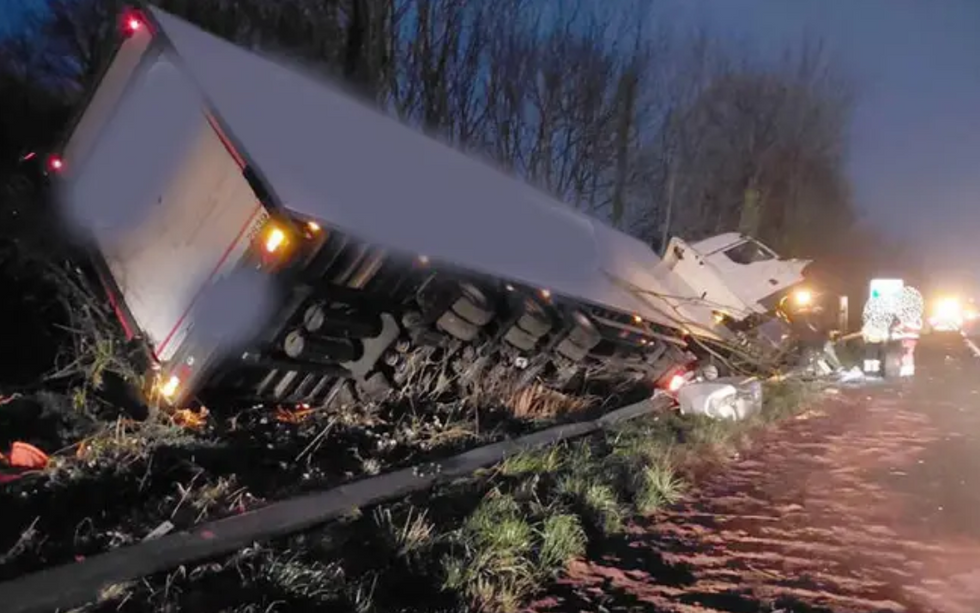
(436, 310), (479, 342)
(303, 303), (327, 333)
(451, 283), (494, 326)
(503, 325), (538, 351)
(516, 300), (551, 337)
(283, 330), (306, 359)
(566, 312), (601, 349)
(556, 338), (589, 362)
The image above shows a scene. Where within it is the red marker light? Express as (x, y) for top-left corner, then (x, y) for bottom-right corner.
(121, 11), (146, 37)
(47, 155), (64, 172)
(20, 151), (36, 162)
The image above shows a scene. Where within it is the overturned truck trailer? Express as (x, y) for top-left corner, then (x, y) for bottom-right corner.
(50, 7), (810, 409)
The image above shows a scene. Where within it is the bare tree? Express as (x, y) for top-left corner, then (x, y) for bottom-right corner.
(631, 37), (854, 258)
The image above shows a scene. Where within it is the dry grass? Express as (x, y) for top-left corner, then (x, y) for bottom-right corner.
(373, 505), (436, 560)
(506, 385), (592, 421)
(0, 517), (41, 566)
(39, 261), (144, 413)
(172, 474), (251, 522)
(416, 358), (599, 423)
(46, 417), (204, 480)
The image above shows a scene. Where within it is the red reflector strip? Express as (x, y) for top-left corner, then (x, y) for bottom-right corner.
(97, 270), (135, 341)
(205, 114), (246, 169)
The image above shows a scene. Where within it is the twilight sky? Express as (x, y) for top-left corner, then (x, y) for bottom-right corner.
(0, 1), (38, 38)
(655, 0), (980, 286)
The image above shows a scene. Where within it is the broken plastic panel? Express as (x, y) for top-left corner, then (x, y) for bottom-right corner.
(676, 378), (763, 421)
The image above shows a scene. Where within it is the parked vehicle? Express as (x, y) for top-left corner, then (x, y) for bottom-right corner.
(861, 279), (922, 378)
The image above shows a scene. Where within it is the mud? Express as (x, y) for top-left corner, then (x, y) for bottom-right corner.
(531, 333), (980, 613)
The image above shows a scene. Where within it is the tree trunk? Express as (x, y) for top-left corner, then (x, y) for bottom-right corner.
(738, 182), (761, 238)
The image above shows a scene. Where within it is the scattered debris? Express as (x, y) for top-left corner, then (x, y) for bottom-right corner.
(2, 442), (49, 470)
(837, 366), (866, 383)
(171, 406), (210, 430)
(275, 404), (315, 424)
(142, 521), (174, 541)
(676, 378), (763, 421)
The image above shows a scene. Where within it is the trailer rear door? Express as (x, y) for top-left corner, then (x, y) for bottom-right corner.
(62, 54), (267, 363)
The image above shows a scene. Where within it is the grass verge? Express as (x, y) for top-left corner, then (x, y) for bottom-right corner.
(77, 378), (815, 613)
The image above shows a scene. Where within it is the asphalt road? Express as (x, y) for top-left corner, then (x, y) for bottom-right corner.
(531, 332), (980, 613)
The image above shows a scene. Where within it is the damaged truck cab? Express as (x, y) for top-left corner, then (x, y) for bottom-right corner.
(657, 233), (811, 368)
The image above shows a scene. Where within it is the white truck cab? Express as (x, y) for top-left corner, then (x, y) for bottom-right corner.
(660, 233), (810, 331)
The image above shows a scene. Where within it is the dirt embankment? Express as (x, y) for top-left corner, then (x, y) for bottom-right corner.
(532, 344), (980, 613)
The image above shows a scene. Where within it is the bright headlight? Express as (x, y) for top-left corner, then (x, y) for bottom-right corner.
(934, 297), (961, 320)
(793, 289), (812, 307)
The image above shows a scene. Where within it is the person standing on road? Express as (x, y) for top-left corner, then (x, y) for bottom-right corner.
(861, 285), (923, 376)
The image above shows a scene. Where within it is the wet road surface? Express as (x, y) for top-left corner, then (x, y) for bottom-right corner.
(531, 333), (980, 613)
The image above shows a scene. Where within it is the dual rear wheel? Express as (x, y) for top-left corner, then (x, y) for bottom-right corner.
(435, 283), (601, 361)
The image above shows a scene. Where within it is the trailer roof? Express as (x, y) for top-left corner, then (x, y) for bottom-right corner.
(148, 8), (687, 328)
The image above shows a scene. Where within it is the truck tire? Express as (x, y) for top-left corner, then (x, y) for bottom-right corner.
(556, 338), (589, 362)
(566, 312), (601, 349)
(503, 326), (538, 351)
(451, 283), (494, 326)
(516, 300), (551, 337)
(436, 310), (479, 342)
(283, 330), (306, 359)
(302, 303), (327, 333)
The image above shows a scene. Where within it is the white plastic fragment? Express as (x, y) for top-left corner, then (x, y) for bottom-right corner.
(838, 367), (865, 383)
(676, 377), (762, 421)
(143, 521), (175, 541)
